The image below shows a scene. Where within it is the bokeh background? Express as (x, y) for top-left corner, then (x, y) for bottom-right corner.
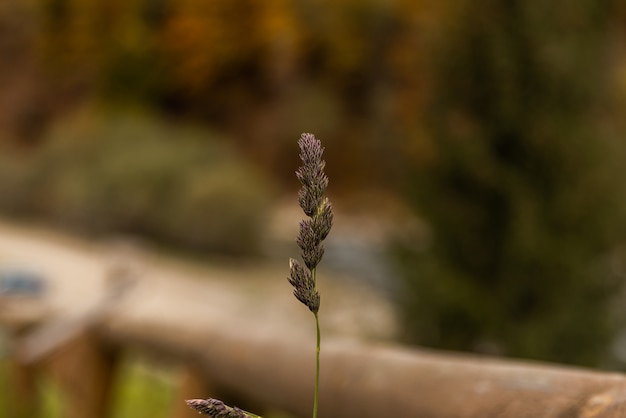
(2, 0), (626, 415)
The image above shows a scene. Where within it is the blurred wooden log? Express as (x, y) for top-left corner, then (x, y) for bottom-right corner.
(101, 320), (626, 418)
(6, 345), (38, 418)
(171, 364), (216, 418)
(2, 219), (625, 417)
(43, 331), (119, 418)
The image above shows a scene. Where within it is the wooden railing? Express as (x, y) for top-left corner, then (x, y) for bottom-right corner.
(5, 306), (626, 418)
(2, 220), (626, 418)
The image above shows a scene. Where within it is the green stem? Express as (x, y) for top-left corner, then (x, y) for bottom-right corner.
(314, 311), (320, 418)
(312, 267), (320, 418)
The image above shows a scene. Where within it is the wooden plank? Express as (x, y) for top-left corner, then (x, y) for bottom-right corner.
(3, 220), (626, 417)
(5, 348), (38, 418)
(101, 321), (626, 418)
(171, 364), (216, 418)
(43, 331), (119, 418)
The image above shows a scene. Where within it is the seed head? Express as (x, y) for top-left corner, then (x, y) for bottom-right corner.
(296, 219), (325, 269)
(288, 258), (320, 313)
(296, 133), (329, 217)
(289, 133), (333, 313)
(314, 198), (333, 241)
(185, 399), (248, 418)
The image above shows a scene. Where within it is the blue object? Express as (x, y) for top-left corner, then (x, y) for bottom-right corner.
(0, 268), (46, 296)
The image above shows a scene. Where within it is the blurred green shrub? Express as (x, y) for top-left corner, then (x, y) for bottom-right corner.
(394, 0), (626, 367)
(111, 357), (174, 418)
(0, 110), (273, 256)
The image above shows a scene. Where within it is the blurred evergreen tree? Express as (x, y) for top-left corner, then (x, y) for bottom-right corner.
(396, 0), (626, 366)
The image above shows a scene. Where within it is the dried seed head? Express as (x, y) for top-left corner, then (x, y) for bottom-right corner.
(314, 198), (334, 241)
(185, 399), (248, 418)
(288, 258), (320, 313)
(296, 133), (329, 217)
(296, 219), (324, 269)
(298, 185), (322, 218)
(290, 133), (332, 313)
(298, 133), (325, 167)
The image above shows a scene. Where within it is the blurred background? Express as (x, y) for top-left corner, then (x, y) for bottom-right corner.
(2, 0), (626, 416)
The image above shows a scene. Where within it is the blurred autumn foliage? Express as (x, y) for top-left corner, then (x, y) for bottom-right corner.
(0, 0), (451, 188)
(3, 0), (624, 186)
(2, 0), (626, 366)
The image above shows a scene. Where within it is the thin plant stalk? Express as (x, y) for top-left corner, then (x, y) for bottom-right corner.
(312, 265), (320, 418)
(288, 133), (333, 418)
(187, 133), (333, 418)
(314, 311), (320, 418)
